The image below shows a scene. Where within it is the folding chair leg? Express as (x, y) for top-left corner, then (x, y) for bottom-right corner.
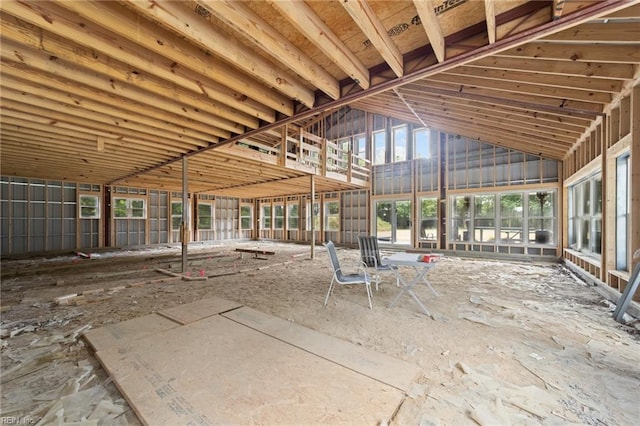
(365, 283), (373, 309)
(324, 278), (335, 306)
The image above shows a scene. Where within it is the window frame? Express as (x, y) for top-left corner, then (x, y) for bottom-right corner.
(324, 200), (340, 232)
(79, 194), (100, 219)
(287, 203), (299, 230)
(197, 202), (214, 230)
(114, 197), (147, 219)
(240, 204), (253, 230)
(274, 204), (285, 230)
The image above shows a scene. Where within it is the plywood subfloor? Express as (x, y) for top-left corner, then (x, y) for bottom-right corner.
(158, 296), (242, 324)
(89, 298), (414, 425)
(82, 313), (179, 353)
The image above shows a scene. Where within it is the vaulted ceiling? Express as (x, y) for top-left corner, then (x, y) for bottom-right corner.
(1, 0), (639, 197)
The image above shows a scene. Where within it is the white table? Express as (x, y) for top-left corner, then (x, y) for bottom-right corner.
(382, 252), (440, 317)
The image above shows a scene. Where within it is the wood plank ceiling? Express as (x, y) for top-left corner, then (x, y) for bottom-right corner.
(1, 0), (639, 197)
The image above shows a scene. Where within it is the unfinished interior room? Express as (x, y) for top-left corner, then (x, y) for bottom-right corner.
(1, 0), (639, 424)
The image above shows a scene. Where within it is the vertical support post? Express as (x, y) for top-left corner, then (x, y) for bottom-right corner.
(182, 156), (189, 273)
(310, 174), (315, 259)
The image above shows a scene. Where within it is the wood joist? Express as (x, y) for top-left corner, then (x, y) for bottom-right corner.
(1, 0), (638, 196)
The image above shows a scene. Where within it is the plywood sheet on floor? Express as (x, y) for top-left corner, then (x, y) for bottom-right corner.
(158, 296), (242, 324)
(82, 313), (179, 352)
(96, 314), (406, 425)
(223, 306), (419, 391)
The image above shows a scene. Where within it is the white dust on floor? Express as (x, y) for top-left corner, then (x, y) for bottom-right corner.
(1, 243), (639, 425)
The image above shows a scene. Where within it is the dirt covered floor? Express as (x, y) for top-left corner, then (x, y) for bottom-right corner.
(1, 242), (639, 425)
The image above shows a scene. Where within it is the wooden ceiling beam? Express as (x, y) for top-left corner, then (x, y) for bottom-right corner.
(4, 0), (292, 115)
(1, 107), (192, 155)
(412, 0), (446, 62)
(484, 0), (497, 45)
(197, 0), (339, 100)
(0, 90), (208, 148)
(0, 74), (217, 144)
(110, 0), (635, 186)
(267, 0), (369, 90)
(118, 0), (314, 108)
(0, 47), (241, 136)
(0, 12), (275, 124)
(340, 0), (404, 77)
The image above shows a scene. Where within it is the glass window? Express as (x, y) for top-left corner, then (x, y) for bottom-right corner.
(79, 195), (99, 218)
(528, 191), (555, 244)
(288, 203), (299, 230)
(419, 197), (438, 241)
(414, 128), (435, 159)
(261, 204), (271, 229)
(474, 195), (495, 243)
(198, 203), (213, 230)
(325, 201), (340, 231)
(274, 204), (284, 229)
(451, 196), (471, 242)
(616, 155), (629, 270)
(354, 134), (366, 160)
(240, 204), (252, 230)
(499, 193), (523, 243)
(373, 130), (386, 165)
(171, 201), (182, 229)
(392, 125), (407, 162)
(306, 201), (320, 230)
(115, 197), (146, 219)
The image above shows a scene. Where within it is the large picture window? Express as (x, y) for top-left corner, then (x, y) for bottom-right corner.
(450, 190), (557, 245)
(114, 198), (146, 219)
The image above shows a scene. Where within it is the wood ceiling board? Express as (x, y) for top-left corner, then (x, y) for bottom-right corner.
(426, 73), (613, 105)
(500, 41), (640, 64)
(0, 73), (222, 143)
(95, 314), (406, 425)
(463, 54), (636, 80)
(159, 297), (242, 325)
(544, 22), (640, 43)
(0, 14), (273, 126)
(398, 90), (592, 130)
(445, 66), (625, 93)
(0, 93), (211, 149)
(82, 313), (180, 353)
(223, 306), (419, 392)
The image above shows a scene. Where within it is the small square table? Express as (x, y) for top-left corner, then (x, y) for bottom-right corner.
(381, 252), (441, 317)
